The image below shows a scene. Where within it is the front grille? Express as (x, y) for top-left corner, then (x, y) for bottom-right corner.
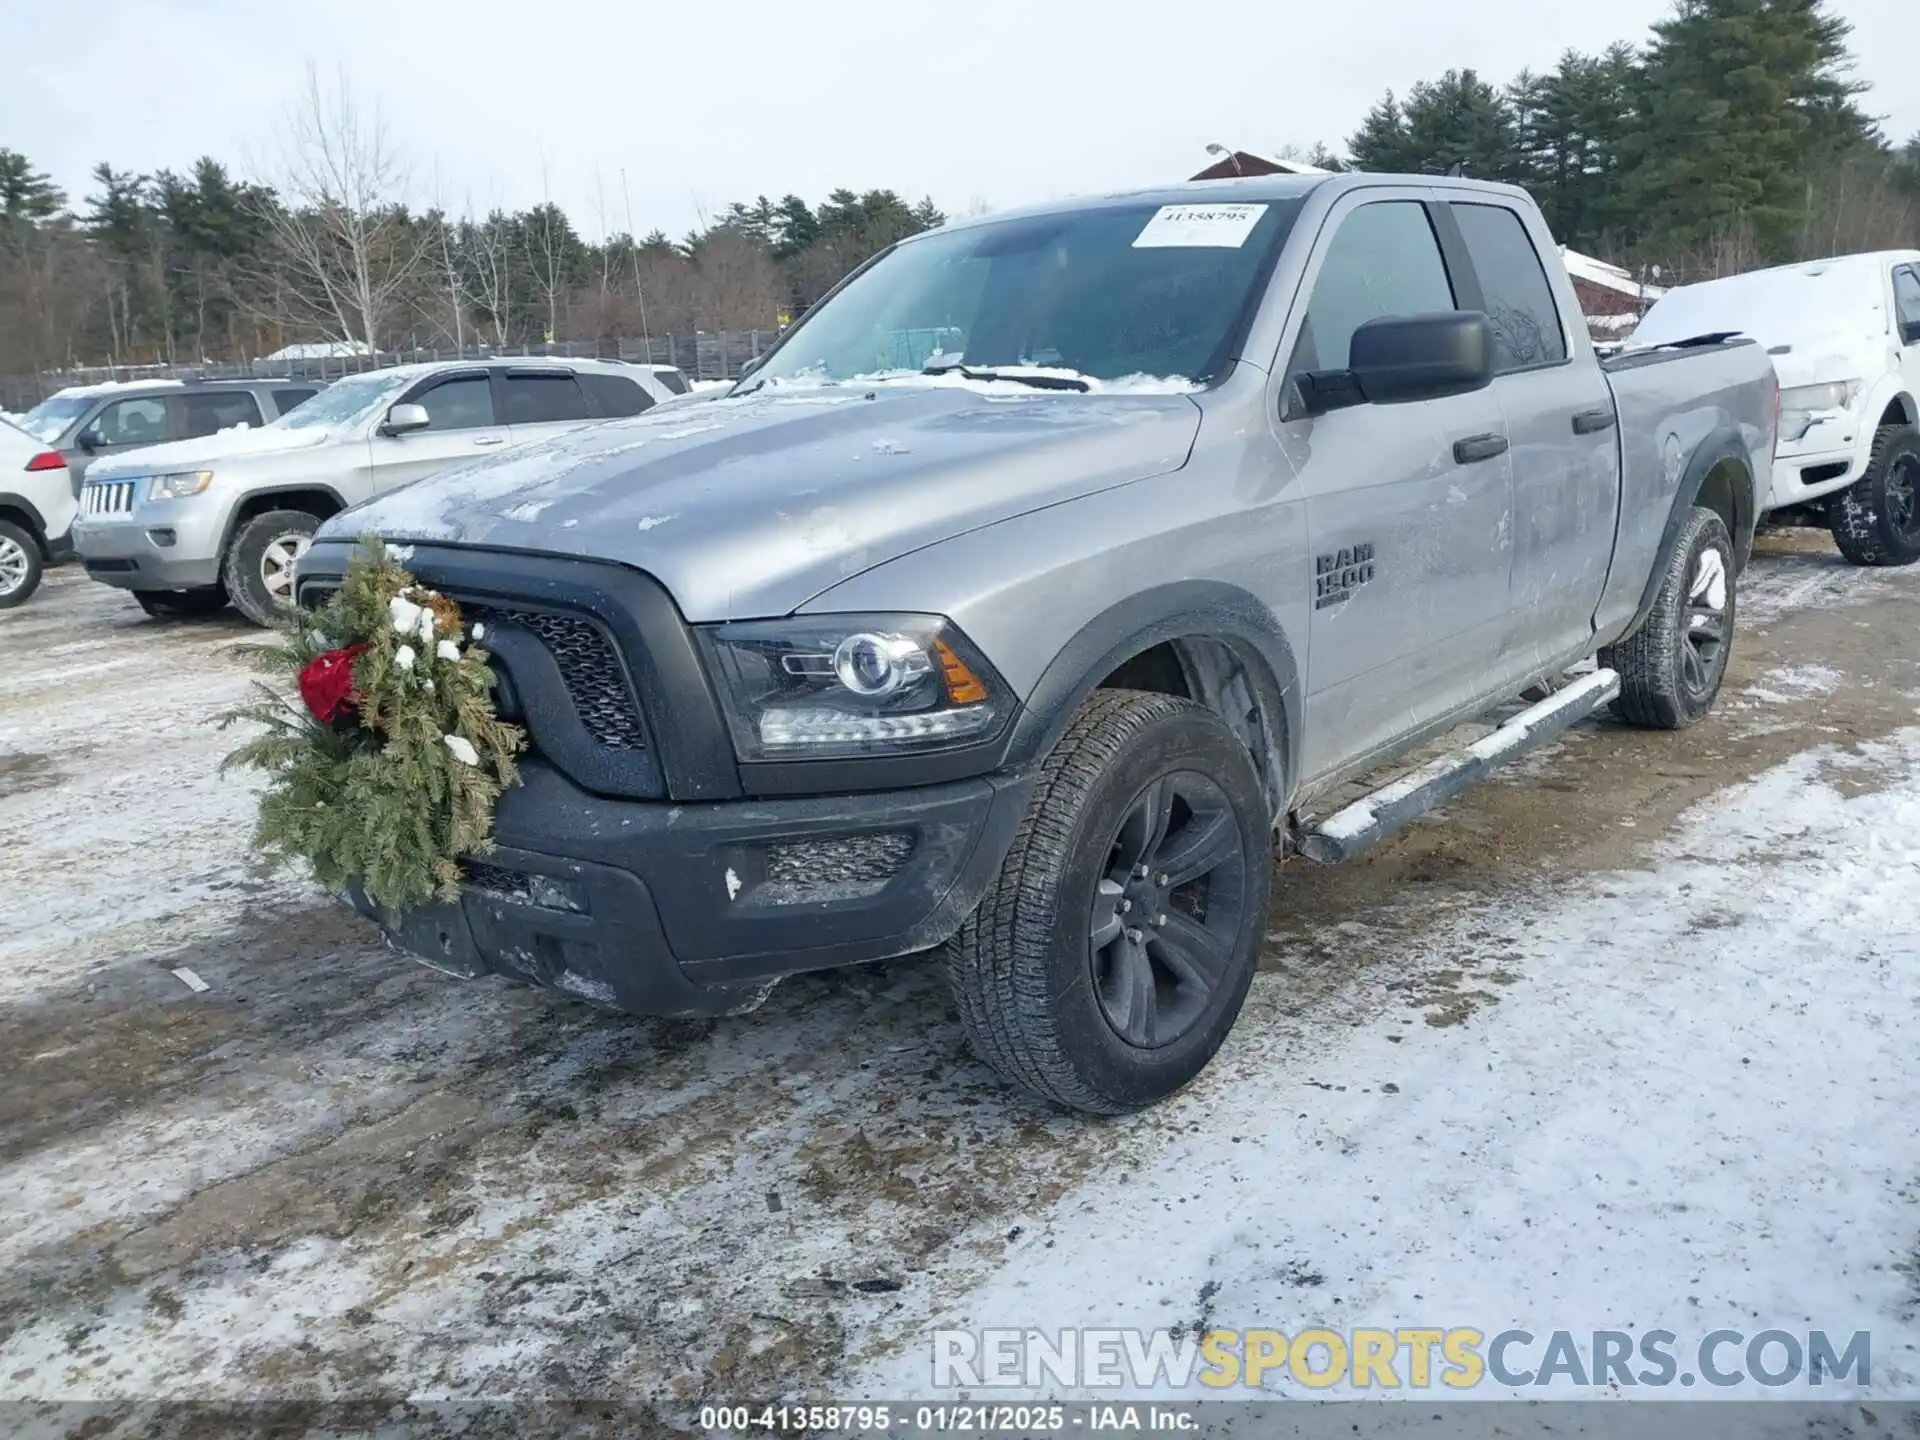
(468, 605), (647, 751)
(83, 481), (136, 516)
(759, 832), (915, 903)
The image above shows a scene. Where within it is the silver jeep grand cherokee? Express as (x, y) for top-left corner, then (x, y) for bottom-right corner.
(300, 173), (1776, 1112)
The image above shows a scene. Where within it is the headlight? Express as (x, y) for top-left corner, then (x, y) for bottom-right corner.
(1778, 380), (1861, 440)
(146, 470), (214, 500)
(699, 614), (1006, 759)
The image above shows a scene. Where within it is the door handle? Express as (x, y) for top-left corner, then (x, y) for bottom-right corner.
(1452, 433), (1509, 465)
(1572, 407), (1617, 435)
(472, 436), (506, 447)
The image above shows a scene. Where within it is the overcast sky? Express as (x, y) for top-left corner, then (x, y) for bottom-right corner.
(9, 0), (1920, 237)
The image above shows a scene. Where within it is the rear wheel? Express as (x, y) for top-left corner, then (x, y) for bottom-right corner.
(946, 690), (1271, 1114)
(134, 588), (229, 619)
(1829, 425), (1920, 566)
(0, 520), (43, 608)
(223, 510), (320, 626)
(1602, 506), (1735, 729)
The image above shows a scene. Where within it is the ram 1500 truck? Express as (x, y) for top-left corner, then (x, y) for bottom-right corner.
(299, 173), (1778, 1113)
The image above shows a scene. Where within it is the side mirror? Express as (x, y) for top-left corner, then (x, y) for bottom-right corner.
(75, 427), (102, 453)
(1294, 311), (1494, 415)
(736, 353), (765, 380)
(380, 402), (430, 436)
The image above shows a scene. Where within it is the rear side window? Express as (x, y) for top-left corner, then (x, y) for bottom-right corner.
(1894, 266), (1920, 332)
(413, 376), (495, 430)
(503, 373), (589, 425)
(1451, 203), (1569, 373)
(179, 389), (263, 438)
(272, 386), (318, 415)
(651, 367), (690, 396)
(1292, 201), (1457, 374)
(581, 374), (654, 418)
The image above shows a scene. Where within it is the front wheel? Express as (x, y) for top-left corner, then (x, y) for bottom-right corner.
(1602, 506), (1735, 729)
(946, 690), (1272, 1114)
(1829, 425), (1920, 566)
(223, 510), (320, 626)
(0, 521), (43, 608)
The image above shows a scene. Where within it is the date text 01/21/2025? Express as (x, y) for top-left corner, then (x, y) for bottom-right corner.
(698, 1403), (1196, 1432)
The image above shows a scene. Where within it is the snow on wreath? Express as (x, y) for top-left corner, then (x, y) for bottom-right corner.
(219, 536), (524, 912)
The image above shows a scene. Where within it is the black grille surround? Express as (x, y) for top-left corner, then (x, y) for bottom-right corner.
(465, 604), (646, 751)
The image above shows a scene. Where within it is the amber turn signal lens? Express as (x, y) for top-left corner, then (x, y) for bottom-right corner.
(934, 638), (989, 704)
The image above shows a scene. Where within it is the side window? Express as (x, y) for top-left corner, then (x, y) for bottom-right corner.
(1450, 203), (1569, 373)
(1894, 267), (1920, 334)
(90, 397), (169, 446)
(502, 373), (590, 425)
(1292, 201), (1456, 375)
(272, 386), (318, 415)
(412, 376), (495, 431)
(651, 367), (690, 396)
(581, 374), (654, 418)
(178, 390), (263, 438)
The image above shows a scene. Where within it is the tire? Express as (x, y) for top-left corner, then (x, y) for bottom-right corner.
(223, 509), (320, 626)
(1828, 425), (1920, 566)
(946, 690), (1272, 1114)
(134, 588), (229, 619)
(0, 520), (44, 609)
(1601, 507), (1735, 730)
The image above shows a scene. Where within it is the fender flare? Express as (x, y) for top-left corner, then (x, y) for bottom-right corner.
(1622, 426), (1755, 640)
(216, 482), (350, 561)
(1862, 377), (1918, 434)
(0, 491), (49, 551)
(999, 580), (1301, 816)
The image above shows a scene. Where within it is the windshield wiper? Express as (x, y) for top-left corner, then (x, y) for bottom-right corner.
(920, 359), (1091, 392)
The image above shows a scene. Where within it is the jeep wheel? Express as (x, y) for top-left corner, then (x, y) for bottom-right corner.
(223, 510), (320, 626)
(134, 587), (229, 619)
(946, 690), (1271, 1114)
(1602, 506), (1735, 730)
(1829, 425), (1920, 566)
(0, 520), (42, 608)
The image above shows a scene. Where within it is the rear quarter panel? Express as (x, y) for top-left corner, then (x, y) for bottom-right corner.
(1592, 341), (1776, 644)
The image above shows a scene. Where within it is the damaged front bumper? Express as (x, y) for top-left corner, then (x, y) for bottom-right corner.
(345, 757), (1033, 1016)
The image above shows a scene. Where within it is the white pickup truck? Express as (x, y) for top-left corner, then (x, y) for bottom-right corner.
(1631, 250), (1920, 565)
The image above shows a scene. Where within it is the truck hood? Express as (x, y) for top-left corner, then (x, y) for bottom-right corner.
(327, 384), (1202, 620)
(88, 425), (337, 477)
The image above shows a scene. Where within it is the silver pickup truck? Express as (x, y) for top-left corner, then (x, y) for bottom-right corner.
(300, 173), (1777, 1113)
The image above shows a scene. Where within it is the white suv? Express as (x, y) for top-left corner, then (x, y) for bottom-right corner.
(72, 358), (673, 623)
(1632, 250), (1920, 564)
(0, 415), (76, 607)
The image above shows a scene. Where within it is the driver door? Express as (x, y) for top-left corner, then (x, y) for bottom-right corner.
(366, 371), (511, 497)
(64, 394), (171, 491)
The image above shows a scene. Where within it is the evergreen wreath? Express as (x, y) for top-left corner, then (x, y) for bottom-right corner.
(221, 536), (524, 912)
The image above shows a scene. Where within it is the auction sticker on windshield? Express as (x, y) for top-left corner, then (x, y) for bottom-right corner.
(1133, 203), (1269, 248)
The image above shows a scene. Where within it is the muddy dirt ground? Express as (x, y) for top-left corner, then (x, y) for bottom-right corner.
(1, 534), (1916, 1430)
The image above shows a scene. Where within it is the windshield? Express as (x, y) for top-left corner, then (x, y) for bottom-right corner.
(1634, 263), (1885, 349)
(749, 199), (1301, 389)
(271, 371), (409, 430)
(15, 393), (96, 443)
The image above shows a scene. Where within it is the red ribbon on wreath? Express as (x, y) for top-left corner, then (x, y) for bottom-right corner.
(298, 643), (370, 725)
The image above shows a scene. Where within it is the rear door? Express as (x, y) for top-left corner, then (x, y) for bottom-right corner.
(367, 370), (510, 495)
(173, 388), (263, 442)
(1442, 199), (1620, 670)
(497, 369), (594, 446)
(1280, 189), (1515, 783)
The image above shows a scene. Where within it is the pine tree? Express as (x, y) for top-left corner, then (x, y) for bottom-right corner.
(0, 149), (64, 222)
(1347, 94), (1412, 172)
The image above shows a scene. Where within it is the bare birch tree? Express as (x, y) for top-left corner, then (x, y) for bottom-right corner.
(251, 65), (431, 347)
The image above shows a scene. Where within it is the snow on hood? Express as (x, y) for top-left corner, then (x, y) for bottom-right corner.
(87, 424), (334, 476)
(326, 385), (1202, 620)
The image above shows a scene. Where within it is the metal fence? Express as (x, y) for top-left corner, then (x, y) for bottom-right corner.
(0, 329), (783, 414)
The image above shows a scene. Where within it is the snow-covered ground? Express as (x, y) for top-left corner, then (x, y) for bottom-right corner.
(2, 541), (1918, 1429)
